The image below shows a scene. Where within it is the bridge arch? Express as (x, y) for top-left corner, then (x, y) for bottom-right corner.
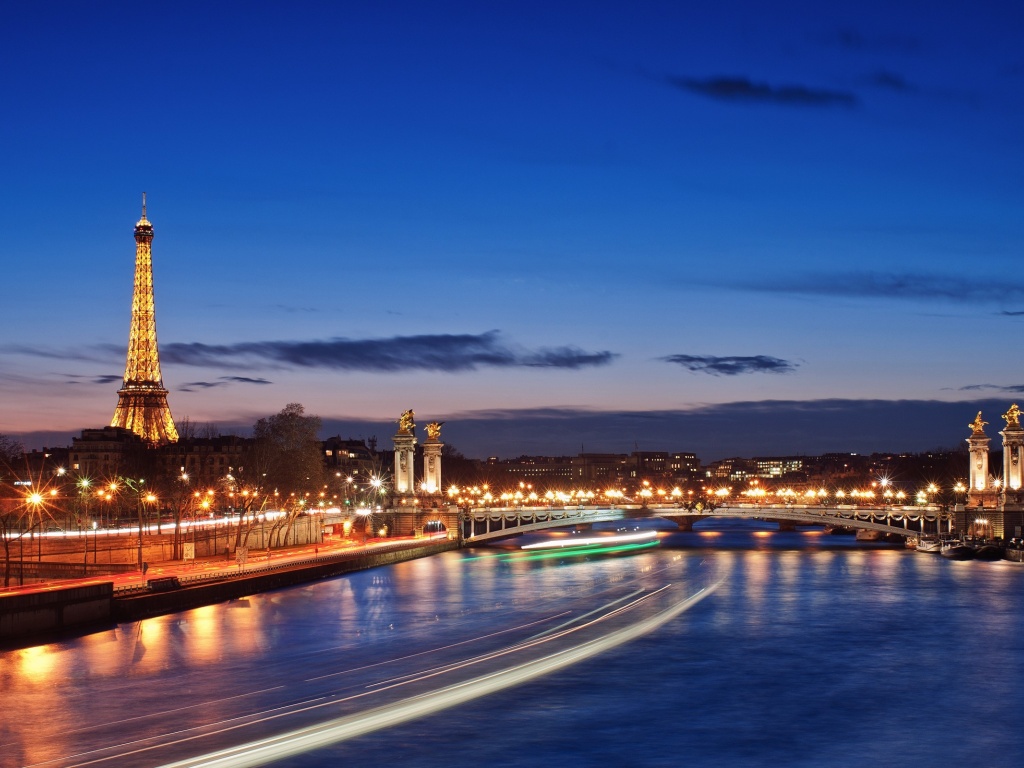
(460, 504), (951, 544)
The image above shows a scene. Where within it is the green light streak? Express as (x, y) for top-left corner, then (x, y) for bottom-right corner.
(517, 540), (658, 561)
(463, 539), (659, 563)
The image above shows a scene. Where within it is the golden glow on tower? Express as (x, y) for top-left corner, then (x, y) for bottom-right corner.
(110, 193), (179, 444)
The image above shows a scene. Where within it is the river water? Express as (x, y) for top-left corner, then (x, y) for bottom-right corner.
(2, 519), (1023, 768)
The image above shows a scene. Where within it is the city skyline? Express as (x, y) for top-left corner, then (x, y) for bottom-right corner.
(2, 2), (1022, 460)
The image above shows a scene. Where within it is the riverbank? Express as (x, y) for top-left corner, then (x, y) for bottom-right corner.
(0, 538), (459, 649)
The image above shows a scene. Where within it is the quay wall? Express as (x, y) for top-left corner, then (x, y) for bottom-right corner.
(113, 540), (459, 622)
(0, 583), (114, 645)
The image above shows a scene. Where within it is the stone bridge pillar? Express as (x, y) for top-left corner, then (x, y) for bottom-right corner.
(674, 516), (696, 531)
(966, 411), (992, 503)
(1001, 404), (1024, 510)
(393, 411), (417, 495)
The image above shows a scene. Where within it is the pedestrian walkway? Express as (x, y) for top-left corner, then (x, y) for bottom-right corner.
(0, 533), (449, 598)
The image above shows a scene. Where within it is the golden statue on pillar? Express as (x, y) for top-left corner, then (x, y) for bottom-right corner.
(1003, 404), (1021, 429)
(426, 421), (444, 440)
(969, 412), (988, 434)
(398, 409), (415, 434)
(110, 193), (179, 445)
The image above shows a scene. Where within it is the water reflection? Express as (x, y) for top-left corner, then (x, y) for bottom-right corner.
(2, 535), (1024, 767)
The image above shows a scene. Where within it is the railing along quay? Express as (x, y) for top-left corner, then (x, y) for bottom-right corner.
(112, 538), (444, 596)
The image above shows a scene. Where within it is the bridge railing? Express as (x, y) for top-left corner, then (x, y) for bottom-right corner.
(459, 502), (952, 542)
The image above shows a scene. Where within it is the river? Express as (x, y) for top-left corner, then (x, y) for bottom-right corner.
(2, 519), (1022, 768)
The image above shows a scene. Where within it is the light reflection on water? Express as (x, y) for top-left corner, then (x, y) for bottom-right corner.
(1, 527), (1023, 767)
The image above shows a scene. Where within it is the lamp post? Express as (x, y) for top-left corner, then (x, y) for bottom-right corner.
(122, 478), (150, 572)
(27, 491), (44, 562)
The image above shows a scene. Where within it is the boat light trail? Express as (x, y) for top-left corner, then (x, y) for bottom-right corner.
(153, 580), (721, 768)
(521, 530), (658, 550)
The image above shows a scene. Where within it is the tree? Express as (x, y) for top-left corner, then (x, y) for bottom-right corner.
(152, 468), (196, 561)
(252, 404), (325, 547)
(0, 435), (27, 586)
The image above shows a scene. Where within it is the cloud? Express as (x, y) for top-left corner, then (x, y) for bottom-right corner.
(313, 398), (1002, 461)
(162, 331), (617, 372)
(5, 332), (616, 374)
(721, 271), (1024, 304)
(667, 75), (857, 107)
(660, 355), (798, 376)
(11, 399), (1010, 462)
(223, 376), (273, 385)
(958, 384), (1024, 394)
(1000, 310), (1024, 316)
(61, 373), (123, 386)
(833, 29), (920, 54)
(179, 375), (273, 392)
(865, 70), (916, 92)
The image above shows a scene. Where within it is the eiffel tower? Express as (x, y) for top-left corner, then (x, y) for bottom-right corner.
(110, 193), (179, 444)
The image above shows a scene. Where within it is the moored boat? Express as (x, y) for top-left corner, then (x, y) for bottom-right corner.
(855, 529), (883, 542)
(974, 543), (1005, 561)
(915, 537), (942, 553)
(941, 541), (976, 560)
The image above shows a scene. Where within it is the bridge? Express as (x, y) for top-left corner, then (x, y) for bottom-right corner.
(459, 503), (952, 544)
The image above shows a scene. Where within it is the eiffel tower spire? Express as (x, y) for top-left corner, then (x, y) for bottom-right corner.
(110, 193), (179, 444)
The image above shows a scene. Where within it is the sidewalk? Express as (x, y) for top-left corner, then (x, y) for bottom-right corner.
(0, 534), (449, 598)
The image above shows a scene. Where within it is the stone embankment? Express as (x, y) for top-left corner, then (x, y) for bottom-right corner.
(0, 539), (458, 648)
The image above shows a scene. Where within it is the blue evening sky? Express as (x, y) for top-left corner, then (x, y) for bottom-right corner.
(1, 1), (1022, 460)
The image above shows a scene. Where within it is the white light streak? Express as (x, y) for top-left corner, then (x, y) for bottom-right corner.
(520, 530), (658, 550)
(151, 581), (719, 768)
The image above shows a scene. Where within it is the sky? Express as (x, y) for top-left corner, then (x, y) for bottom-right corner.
(1, 1), (1022, 461)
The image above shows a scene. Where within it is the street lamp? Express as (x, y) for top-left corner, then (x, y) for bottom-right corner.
(953, 481), (967, 509)
(27, 491), (44, 561)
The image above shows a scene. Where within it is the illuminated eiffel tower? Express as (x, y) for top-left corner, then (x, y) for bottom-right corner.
(110, 193), (179, 444)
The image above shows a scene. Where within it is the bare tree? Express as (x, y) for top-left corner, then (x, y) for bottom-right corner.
(252, 404), (325, 547)
(0, 435), (27, 586)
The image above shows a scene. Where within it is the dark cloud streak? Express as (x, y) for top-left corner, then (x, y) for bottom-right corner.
(720, 271), (1024, 304)
(661, 355), (797, 376)
(316, 399), (999, 461)
(163, 331), (616, 372)
(179, 375), (273, 392)
(865, 70), (916, 92)
(667, 75), (857, 107)
(959, 383), (1024, 394)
